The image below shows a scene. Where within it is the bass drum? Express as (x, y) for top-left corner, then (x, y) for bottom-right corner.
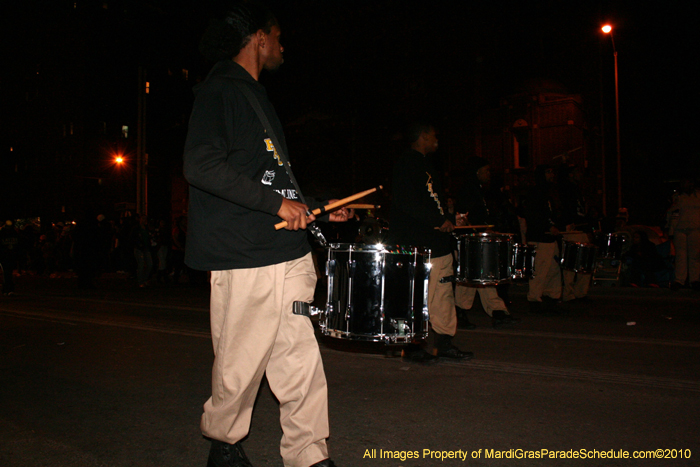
(455, 233), (514, 285)
(321, 243), (430, 345)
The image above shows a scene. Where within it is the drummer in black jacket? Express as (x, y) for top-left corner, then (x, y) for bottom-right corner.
(390, 123), (473, 360)
(455, 157), (519, 328)
(558, 165), (594, 303)
(523, 165), (563, 313)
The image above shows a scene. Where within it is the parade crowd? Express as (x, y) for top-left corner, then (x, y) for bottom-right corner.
(1, 170), (698, 297)
(0, 213), (194, 293)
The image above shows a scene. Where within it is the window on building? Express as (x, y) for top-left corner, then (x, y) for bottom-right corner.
(122, 126), (129, 138)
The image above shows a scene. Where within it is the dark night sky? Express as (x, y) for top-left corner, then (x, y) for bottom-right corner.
(271, 0), (697, 170)
(3, 0), (698, 221)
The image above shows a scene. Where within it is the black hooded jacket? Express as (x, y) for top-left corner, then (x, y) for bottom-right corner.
(524, 165), (560, 243)
(456, 156), (491, 226)
(183, 60), (323, 270)
(389, 150), (452, 257)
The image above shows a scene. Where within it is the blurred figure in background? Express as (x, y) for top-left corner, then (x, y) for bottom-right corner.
(0, 220), (20, 295)
(524, 165), (563, 313)
(171, 216), (188, 284)
(666, 176), (700, 290)
(455, 157), (518, 328)
(622, 230), (665, 287)
(131, 214), (153, 287)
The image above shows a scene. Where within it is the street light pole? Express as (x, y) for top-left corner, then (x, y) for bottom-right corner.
(602, 25), (622, 211)
(137, 66), (148, 217)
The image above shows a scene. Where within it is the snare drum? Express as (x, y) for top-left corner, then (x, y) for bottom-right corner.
(510, 243), (536, 280)
(560, 241), (598, 273)
(598, 232), (626, 260)
(455, 233), (514, 285)
(321, 243), (430, 344)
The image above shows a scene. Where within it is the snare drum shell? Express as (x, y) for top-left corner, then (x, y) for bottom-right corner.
(560, 241), (598, 273)
(511, 243), (536, 280)
(322, 244), (430, 344)
(456, 233), (514, 285)
(598, 233), (626, 259)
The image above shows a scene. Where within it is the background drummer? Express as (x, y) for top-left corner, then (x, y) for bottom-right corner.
(454, 156), (520, 328)
(389, 122), (473, 360)
(558, 165), (594, 303)
(523, 165), (563, 314)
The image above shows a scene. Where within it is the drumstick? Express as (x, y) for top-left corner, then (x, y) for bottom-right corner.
(454, 225), (494, 230)
(345, 204), (380, 210)
(274, 186), (382, 230)
(435, 225), (494, 230)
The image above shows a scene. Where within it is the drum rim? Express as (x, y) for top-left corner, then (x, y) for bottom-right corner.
(457, 232), (515, 241)
(327, 242), (430, 254)
(562, 241), (598, 247)
(321, 327), (427, 344)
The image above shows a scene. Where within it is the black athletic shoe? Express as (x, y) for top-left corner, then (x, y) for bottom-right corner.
(402, 346), (439, 364)
(437, 345), (474, 360)
(492, 310), (520, 328)
(207, 439), (253, 467)
(456, 306), (477, 329)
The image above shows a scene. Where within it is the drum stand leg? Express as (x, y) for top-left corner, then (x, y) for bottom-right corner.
(592, 257), (622, 286)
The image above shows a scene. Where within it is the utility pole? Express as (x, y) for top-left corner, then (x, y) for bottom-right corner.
(136, 66), (148, 217)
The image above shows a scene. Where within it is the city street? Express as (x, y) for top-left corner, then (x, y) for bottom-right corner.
(1, 274), (699, 466)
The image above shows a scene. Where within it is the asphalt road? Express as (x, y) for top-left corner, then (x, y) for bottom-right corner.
(1, 275), (699, 467)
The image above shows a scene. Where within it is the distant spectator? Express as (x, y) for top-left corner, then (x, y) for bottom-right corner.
(96, 214), (114, 273)
(171, 216), (188, 284)
(153, 218), (171, 283)
(131, 214), (153, 287)
(72, 214), (101, 289)
(55, 223), (73, 271)
(115, 214), (137, 275)
(0, 220), (20, 295)
(666, 177), (700, 290)
(622, 230), (665, 287)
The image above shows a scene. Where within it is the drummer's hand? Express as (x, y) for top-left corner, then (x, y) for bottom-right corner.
(550, 226), (560, 236)
(439, 219), (455, 233)
(566, 223), (576, 232)
(277, 198), (314, 230)
(329, 204), (353, 222)
(455, 213), (467, 227)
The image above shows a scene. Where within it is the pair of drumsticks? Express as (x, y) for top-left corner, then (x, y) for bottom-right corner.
(274, 186), (382, 230)
(273, 185), (495, 231)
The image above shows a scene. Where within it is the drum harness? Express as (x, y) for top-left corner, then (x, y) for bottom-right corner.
(233, 80), (326, 318)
